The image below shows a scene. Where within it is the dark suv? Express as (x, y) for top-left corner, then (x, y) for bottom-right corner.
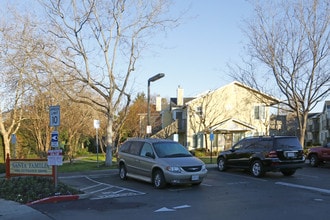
(217, 136), (305, 177)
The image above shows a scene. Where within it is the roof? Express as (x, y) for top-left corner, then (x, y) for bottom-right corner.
(308, 112), (322, 119)
(185, 81), (280, 106)
(170, 97), (195, 107)
(125, 138), (176, 144)
(209, 118), (256, 133)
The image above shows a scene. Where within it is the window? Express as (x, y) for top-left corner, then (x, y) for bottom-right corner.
(128, 141), (143, 155)
(258, 140), (273, 150)
(140, 143), (154, 157)
(196, 106), (203, 116)
(119, 142), (131, 153)
(254, 105), (265, 119)
(193, 133), (204, 148)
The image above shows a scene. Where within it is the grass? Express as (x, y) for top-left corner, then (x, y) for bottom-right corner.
(58, 155), (118, 172)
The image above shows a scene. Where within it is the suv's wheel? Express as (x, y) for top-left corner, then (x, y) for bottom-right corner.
(153, 170), (166, 189)
(309, 154), (319, 167)
(250, 160), (265, 177)
(119, 164), (127, 180)
(281, 169), (296, 176)
(217, 157), (226, 171)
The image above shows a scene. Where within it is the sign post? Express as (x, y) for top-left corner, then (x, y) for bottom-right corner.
(94, 120), (100, 167)
(210, 131), (214, 163)
(11, 134), (17, 159)
(49, 105), (61, 188)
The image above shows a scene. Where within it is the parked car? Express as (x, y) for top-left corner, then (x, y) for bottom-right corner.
(117, 138), (208, 189)
(306, 142), (330, 167)
(217, 136), (305, 177)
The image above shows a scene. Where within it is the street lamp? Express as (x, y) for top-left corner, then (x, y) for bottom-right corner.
(147, 73), (165, 136)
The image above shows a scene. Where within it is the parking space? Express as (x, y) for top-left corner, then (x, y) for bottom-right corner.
(59, 173), (145, 200)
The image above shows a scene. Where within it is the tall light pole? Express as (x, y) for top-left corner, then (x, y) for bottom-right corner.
(147, 73), (165, 137)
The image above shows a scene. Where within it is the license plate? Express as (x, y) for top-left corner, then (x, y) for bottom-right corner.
(191, 175), (199, 181)
(286, 152), (295, 158)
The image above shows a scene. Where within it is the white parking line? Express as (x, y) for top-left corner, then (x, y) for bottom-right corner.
(81, 183), (104, 191)
(60, 175), (146, 200)
(276, 182), (330, 194)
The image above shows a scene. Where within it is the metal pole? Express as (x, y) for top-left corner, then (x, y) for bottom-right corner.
(147, 73), (165, 138)
(96, 128), (99, 167)
(54, 126), (58, 189)
(147, 80), (151, 127)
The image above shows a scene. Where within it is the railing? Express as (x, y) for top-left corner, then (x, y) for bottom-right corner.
(151, 120), (178, 139)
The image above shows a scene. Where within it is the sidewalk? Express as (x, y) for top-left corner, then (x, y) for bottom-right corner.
(0, 199), (51, 220)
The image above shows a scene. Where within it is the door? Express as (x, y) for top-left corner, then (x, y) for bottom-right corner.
(137, 143), (155, 179)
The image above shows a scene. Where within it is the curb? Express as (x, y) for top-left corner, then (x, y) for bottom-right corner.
(26, 194), (81, 205)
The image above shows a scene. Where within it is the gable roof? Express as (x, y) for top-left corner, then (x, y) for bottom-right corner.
(209, 118), (256, 133)
(185, 81), (280, 106)
(170, 97), (195, 107)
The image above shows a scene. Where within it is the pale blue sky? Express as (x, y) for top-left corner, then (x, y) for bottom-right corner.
(134, 0), (327, 113)
(2, 0), (327, 112)
(135, 0), (252, 99)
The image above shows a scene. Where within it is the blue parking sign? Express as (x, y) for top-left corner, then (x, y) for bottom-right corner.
(51, 131), (59, 147)
(210, 133), (214, 141)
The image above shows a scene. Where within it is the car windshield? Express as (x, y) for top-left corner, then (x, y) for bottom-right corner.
(153, 142), (192, 158)
(275, 137), (302, 150)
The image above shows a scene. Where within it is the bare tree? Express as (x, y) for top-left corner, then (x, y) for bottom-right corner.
(188, 90), (234, 152)
(40, 0), (179, 165)
(231, 0), (330, 145)
(0, 10), (42, 159)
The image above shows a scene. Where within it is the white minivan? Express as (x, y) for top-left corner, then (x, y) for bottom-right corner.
(118, 138), (208, 189)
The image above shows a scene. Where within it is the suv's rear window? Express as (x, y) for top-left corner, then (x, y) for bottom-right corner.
(274, 137), (302, 150)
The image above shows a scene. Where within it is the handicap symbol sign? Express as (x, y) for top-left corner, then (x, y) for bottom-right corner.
(51, 131), (59, 147)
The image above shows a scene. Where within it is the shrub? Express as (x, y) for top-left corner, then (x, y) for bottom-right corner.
(0, 163), (5, 174)
(0, 176), (82, 204)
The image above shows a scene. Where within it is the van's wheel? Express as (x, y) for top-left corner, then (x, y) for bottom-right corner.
(309, 155), (319, 167)
(250, 160), (265, 177)
(153, 170), (166, 189)
(119, 164), (127, 180)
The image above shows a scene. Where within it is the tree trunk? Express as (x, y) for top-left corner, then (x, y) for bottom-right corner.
(3, 133), (11, 159)
(105, 116), (114, 166)
(299, 112), (308, 148)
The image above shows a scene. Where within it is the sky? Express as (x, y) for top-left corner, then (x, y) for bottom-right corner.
(132, 0), (328, 113)
(2, 0), (328, 113)
(135, 0), (251, 99)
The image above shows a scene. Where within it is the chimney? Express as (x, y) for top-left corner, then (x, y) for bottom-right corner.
(156, 95), (161, 111)
(177, 86), (184, 106)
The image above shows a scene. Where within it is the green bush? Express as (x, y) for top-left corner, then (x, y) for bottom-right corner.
(190, 148), (207, 157)
(0, 163), (5, 174)
(0, 176), (82, 204)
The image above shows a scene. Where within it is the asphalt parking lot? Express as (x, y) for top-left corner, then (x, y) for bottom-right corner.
(59, 170), (146, 200)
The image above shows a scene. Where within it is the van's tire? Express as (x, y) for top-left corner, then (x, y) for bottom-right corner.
(153, 170), (166, 189)
(119, 164), (127, 180)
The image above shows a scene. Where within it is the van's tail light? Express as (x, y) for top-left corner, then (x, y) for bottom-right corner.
(267, 151), (278, 158)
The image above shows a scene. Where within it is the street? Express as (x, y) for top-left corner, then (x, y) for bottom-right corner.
(31, 164), (330, 220)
